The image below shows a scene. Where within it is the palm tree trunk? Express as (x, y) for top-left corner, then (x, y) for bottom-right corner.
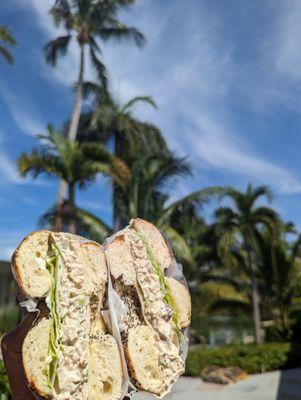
(67, 44), (85, 142)
(67, 182), (76, 234)
(54, 44), (85, 231)
(54, 180), (66, 232)
(247, 245), (262, 344)
(113, 131), (123, 231)
(250, 274), (261, 344)
(280, 304), (291, 339)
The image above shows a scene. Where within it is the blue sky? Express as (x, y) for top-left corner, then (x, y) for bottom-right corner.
(1, 0), (301, 259)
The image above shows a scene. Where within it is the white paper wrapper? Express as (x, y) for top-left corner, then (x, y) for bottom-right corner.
(103, 223), (191, 398)
(102, 228), (137, 398)
(19, 298), (39, 313)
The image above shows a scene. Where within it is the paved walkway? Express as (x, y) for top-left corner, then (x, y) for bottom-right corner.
(133, 369), (301, 400)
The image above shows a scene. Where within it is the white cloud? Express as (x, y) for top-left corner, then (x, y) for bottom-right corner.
(21, 195), (40, 206)
(0, 86), (45, 136)
(103, 0), (301, 196)
(273, 0), (301, 82)
(0, 129), (52, 186)
(0, 149), (53, 186)
(8, 0), (301, 198)
(187, 111), (301, 195)
(0, 151), (23, 184)
(9, 108), (45, 137)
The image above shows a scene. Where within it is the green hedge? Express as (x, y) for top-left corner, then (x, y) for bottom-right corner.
(0, 361), (12, 400)
(186, 342), (301, 376)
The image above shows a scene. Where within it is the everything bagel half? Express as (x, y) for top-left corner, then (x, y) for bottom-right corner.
(13, 231), (123, 400)
(105, 218), (191, 397)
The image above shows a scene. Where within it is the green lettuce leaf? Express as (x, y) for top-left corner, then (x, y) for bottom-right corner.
(46, 240), (61, 389)
(133, 230), (182, 334)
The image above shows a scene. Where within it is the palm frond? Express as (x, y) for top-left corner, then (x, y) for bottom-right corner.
(81, 142), (131, 189)
(122, 96), (157, 112)
(82, 80), (109, 100)
(89, 47), (109, 90)
(248, 183), (273, 203)
(44, 35), (72, 65)
(76, 206), (112, 242)
(151, 155), (192, 191)
(291, 233), (301, 260)
(0, 46), (13, 64)
(110, 157), (132, 188)
(18, 150), (64, 179)
(215, 206), (239, 222)
(0, 26), (16, 45)
(50, 0), (73, 29)
(160, 224), (194, 265)
(159, 186), (223, 225)
(98, 24), (145, 47)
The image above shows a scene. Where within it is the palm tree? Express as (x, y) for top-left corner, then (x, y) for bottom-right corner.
(214, 184), (280, 343)
(18, 126), (131, 233)
(45, 0), (145, 225)
(0, 26), (16, 64)
(258, 226), (301, 338)
(80, 83), (163, 230)
(78, 131), (221, 263)
(46, 0), (145, 142)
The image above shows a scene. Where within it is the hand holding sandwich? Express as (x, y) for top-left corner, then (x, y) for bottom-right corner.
(1, 312), (37, 400)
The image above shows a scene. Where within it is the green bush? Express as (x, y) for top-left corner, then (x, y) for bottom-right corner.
(186, 342), (301, 376)
(264, 324), (288, 343)
(0, 361), (12, 400)
(0, 305), (19, 335)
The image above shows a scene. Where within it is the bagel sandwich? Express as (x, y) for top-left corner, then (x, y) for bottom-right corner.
(12, 231), (123, 400)
(105, 218), (191, 397)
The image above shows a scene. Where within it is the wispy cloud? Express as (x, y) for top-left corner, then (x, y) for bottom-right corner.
(7, 0), (301, 198)
(21, 195), (40, 206)
(0, 129), (52, 186)
(9, 108), (45, 137)
(0, 149), (53, 186)
(0, 150), (23, 184)
(0, 86), (45, 136)
(185, 111), (301, 195)
(102, 0), (301, 195)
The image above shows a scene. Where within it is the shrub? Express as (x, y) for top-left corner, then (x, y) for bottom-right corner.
(264, 324), (288, 343)
(186, 342), (301, 376)
(0, 361), (12, 400)
(0, 305), (19, 335)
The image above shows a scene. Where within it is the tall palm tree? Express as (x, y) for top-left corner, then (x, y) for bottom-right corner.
(214, 184), (280, 344)
(46, 0), (145, 142)
(18, 126), (131, 233)
(81, 83), (163, 230)
(45, 0), (145, 224)
(0, 26), (16, 64)
(258, 226), (301, 338)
